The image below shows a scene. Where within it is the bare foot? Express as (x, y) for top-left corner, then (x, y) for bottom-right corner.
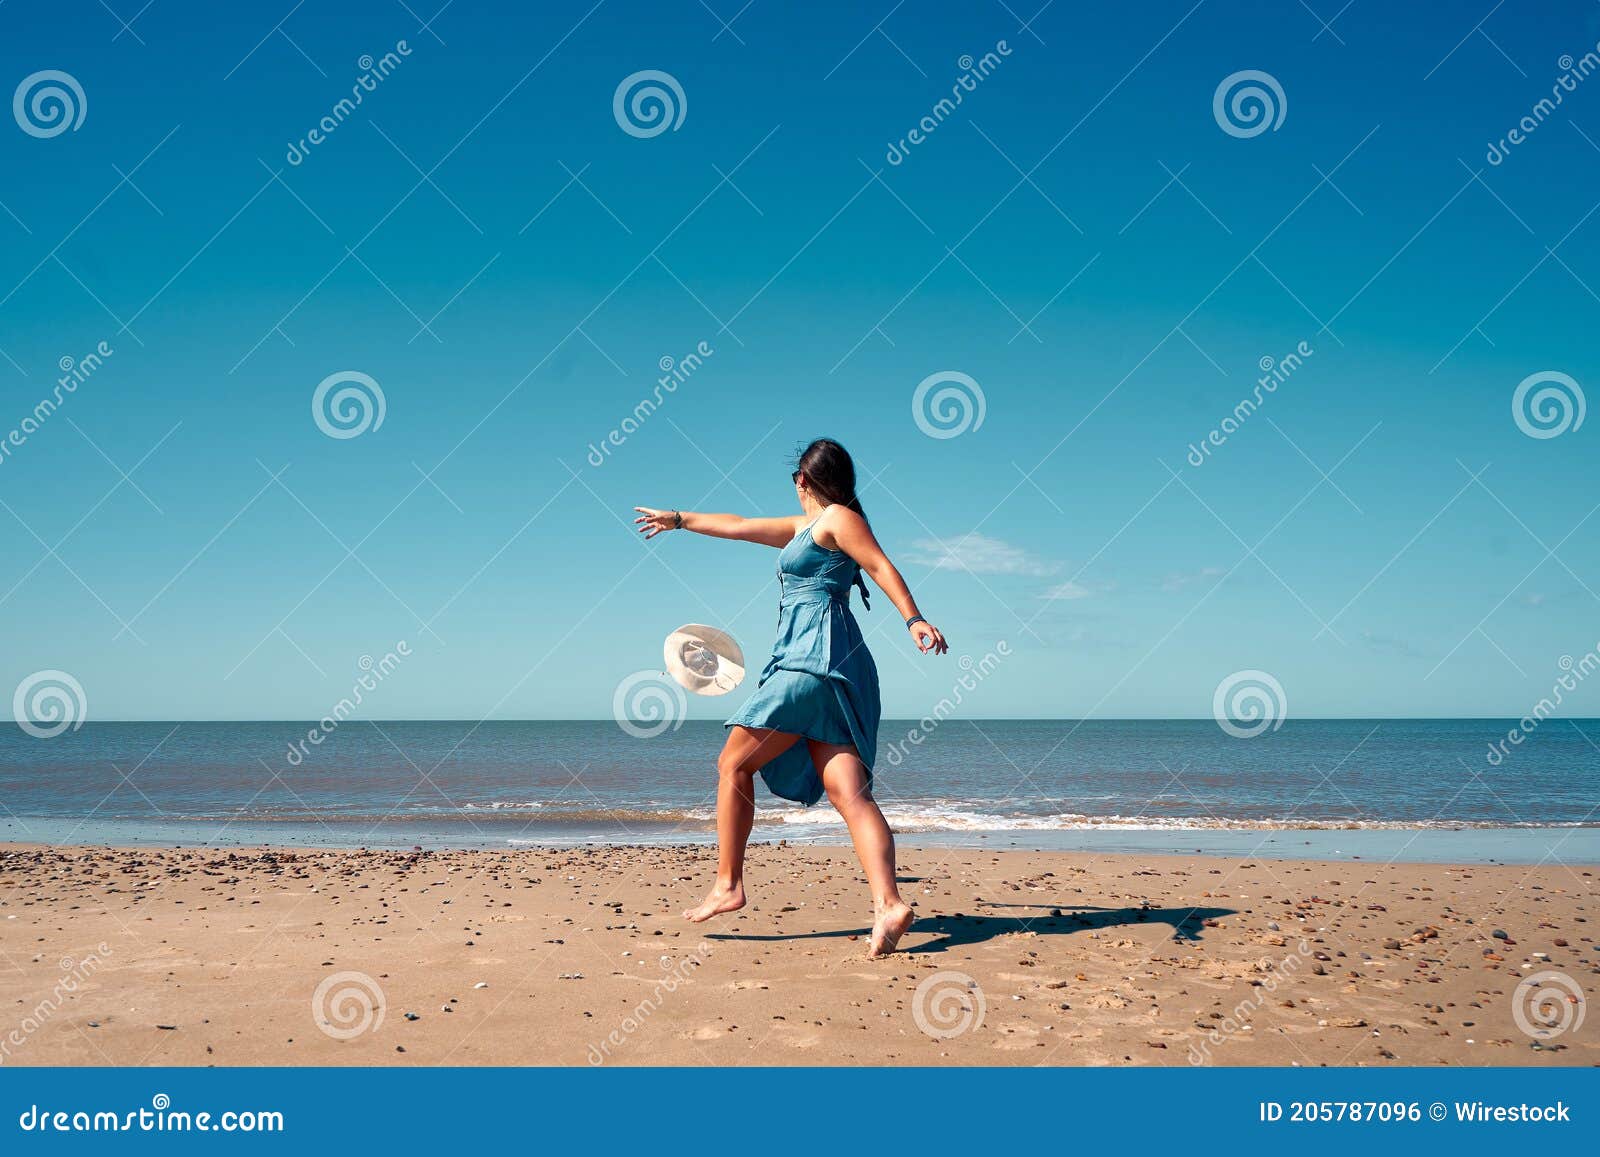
(867, 901), (914, 958)
(684, 882), (745, 923)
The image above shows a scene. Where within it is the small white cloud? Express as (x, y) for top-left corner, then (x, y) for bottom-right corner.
(1519, 590), (1583, 610)
(906, 532), (1059, 576)
(1161, 566), (1223, 592)
(1040, 580), (1092, 601)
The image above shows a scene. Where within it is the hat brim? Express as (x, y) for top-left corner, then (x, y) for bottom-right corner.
(663, 624), (746, 697)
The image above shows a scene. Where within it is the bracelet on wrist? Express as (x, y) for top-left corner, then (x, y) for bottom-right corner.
(905, 615), (928, 630)
(673, 510), (683, 530)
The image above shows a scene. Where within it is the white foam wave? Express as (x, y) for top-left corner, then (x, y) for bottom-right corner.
(745, 801), (1584, 833)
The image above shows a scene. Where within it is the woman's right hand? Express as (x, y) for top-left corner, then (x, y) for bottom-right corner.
(633, 507), (678, 539)
(910, 620), (948, 655)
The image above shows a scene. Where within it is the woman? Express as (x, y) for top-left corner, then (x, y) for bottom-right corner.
(635, 438), (948, 958)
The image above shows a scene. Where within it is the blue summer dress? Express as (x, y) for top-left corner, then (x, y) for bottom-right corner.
(725, 511), (881, 806)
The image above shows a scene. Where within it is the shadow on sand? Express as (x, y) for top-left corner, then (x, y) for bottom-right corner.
(704, 902), (1238, 953)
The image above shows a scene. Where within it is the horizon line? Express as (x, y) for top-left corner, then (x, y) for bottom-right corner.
(12, 716), (1593, 725)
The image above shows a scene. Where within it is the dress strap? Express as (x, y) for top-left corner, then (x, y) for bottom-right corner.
(801, 504), (832, 535)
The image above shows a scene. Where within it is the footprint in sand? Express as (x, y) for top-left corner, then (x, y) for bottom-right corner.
(990, 1032), (1041, 1051)
(128, 955), (202, 973)
(769, 1022), (821, 1048)
(727, 980), (769, 991)
(1087, 992), (1131, 1010)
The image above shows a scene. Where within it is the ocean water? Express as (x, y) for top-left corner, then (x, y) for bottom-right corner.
(0, 719), (1596, 862)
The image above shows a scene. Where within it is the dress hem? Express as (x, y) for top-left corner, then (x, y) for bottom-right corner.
(722, 717), (860, 755)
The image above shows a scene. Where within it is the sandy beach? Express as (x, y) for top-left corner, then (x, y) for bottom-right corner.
(1, 842), (1593, 1067)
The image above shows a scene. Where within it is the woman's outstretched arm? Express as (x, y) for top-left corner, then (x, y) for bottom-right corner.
(821, 507), (949, 655)
(634, 506), (801, 548)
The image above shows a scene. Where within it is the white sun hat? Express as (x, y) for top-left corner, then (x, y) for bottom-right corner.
(663, 623), (745, 696)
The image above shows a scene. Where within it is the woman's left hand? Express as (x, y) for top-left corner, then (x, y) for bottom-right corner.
(633, 506), (678, 539)
(910, 620), (948, 655)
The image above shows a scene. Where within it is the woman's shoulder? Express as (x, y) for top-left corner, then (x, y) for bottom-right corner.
(811, 504), (864, 550)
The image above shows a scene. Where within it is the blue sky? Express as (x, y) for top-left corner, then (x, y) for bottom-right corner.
(2, 0), (1599, 721)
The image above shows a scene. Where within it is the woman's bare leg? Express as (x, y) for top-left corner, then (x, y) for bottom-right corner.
(684, 726), (799, 923)
(811, 741), (914, 957)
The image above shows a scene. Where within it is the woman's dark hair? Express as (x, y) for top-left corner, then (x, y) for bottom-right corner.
(794, 438), (871, 610)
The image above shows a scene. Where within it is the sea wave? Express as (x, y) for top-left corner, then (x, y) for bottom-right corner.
(142, 799), (1600, 833)
(762, 804), (1592, 833)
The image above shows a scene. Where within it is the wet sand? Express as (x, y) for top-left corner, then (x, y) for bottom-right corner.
(0, 842), (1593, 1066)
